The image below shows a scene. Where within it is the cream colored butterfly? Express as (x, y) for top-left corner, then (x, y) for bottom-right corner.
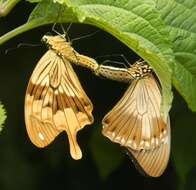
(102, 72), (170, 177)
(24, 34), (98, 160)
(73, 59), (171, 177)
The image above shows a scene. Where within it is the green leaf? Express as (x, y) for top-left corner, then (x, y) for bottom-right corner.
(0, 0), (21, 17)
(172, 112), (196, 184)
(0, 102), (7, 132)
(156, 0), (196, 111)
(90, 126), (124, 180)
(53, 0), (65, 3)
(26, 0), (41, 2)
(26, 0), (62, 3)
(0, 0), (175, 120)
(64, 0), (174, 120)
(27, 0), (69, 23)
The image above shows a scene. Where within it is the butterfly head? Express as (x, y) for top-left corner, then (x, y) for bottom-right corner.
(41, 34), (70, 50)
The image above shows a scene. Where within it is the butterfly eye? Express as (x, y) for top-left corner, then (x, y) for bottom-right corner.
(41, 35), (48, 44)
(41, 32), (53, 44)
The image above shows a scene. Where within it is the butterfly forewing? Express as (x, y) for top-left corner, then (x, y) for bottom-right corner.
(25, 49), (94, 160)
(102, 75), (167, 150)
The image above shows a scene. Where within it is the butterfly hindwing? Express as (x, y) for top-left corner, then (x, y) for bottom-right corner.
(127, 117), (170, 177)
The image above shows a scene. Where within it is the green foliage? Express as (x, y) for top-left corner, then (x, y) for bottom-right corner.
(1, 0), (195, 117)
(0, 0), (196, 187)
(156, 0), (196, 112)
(0, 102), (7, 132)
(26, 0), (41, 2)
(0, 0), (21, 17)
(172, 111), (196, 185)
(0, 0), (175, 121)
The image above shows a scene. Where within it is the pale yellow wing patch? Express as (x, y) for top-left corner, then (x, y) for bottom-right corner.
(25, 50), (93, 160)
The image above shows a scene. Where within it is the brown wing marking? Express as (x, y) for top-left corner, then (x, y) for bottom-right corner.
(25, 50), (93, 160)
(60, 57), (94, 127)
(25, 50), (61, 148)
(102, 75), (168, 150)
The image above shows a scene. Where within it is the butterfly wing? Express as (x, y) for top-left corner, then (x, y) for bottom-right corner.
(25, 50), (61, 148)
(127, 117), (170, 177)
(25, 50), (94, 160)
(102, 74), (170, 176)
(102, 75), (168, 150)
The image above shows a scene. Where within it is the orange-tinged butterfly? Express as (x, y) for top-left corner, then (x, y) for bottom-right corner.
(24, 34), (98, 160)
(102, 73), (170, 177)
(73, 59), (171, 177)
(101, 63), (170, 177)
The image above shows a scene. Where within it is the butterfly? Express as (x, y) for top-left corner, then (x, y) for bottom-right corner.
(74, 59), (171, 176)
(24, 34), (98, 160)
(101, 62), (170, 177)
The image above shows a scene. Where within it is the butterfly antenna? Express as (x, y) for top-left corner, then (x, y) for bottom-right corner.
(96, 54), (128, 68)
(120, 54), (130, 65)
(101, 60), (128, 68)
(65, 23), (73, 34)
(60, 23), (72, 42)
(5, 43), (41, 54)
(71, 30), (100, 43)
(95, 53), (123, 59)
(17, 43), (41, 48)
(66, 23), (72, 42)
(52, 23), (64, 38)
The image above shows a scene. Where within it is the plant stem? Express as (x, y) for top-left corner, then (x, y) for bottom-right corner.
(0, 21), (44, 45)
(0, 0), (21, 17)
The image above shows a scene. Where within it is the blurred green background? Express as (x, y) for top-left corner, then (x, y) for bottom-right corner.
(0, 1), (196, 190)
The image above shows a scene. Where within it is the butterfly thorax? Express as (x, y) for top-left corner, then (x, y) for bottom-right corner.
(42, 35), (99, 71)
(42, 35), (75, 57)
(128, 61), (152, 79)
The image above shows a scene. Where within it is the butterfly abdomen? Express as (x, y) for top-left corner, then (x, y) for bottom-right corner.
(95, 64), (133, 82)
